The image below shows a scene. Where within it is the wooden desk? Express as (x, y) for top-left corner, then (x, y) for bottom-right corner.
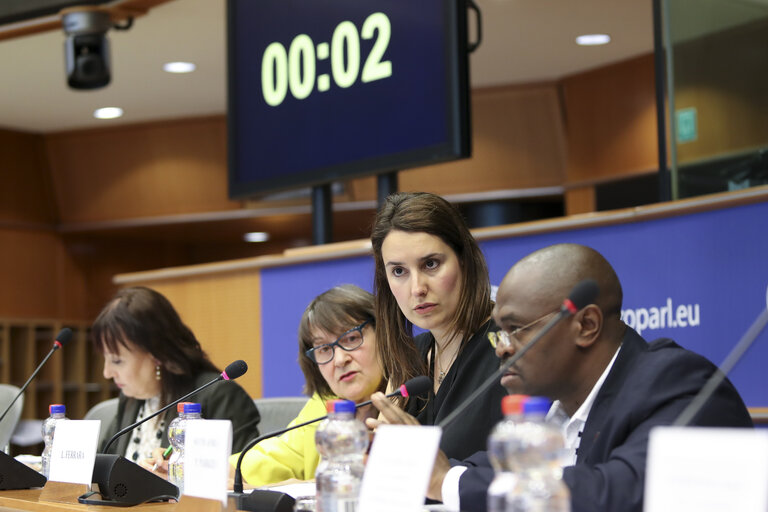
(0, 488), (177, 512)
(0, 484), (237, 512)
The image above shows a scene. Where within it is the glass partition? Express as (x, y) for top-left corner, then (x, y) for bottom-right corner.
(664, 0), (768, 198)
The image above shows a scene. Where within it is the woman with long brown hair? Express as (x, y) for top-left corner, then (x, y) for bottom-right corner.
(371, 192), (506, 459)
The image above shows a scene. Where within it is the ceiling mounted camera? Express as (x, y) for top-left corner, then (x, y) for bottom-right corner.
(62, 8), (113, 90)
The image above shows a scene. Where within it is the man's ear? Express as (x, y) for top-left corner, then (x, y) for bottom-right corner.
(572, 304), (602, 348)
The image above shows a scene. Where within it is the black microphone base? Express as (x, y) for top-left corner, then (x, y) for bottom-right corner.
(0, 450), (47, 489)
(228, 489), (295, 512)
(78, 454), (178, 506)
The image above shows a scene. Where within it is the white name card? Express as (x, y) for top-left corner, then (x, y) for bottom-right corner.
(48, 420), (100, 484)
(183, 419), (233, 505)
(645, 426), (768, 512)
(359, 424), (442, 512)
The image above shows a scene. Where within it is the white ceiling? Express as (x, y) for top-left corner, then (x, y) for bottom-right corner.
(0, 0), (664, 134)
(1, 0), (759, 136)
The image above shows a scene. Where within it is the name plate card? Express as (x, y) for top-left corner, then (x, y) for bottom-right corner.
(48, 420), (100, 484)
(359, 424), (442, 512)
(645, 426), (768, 512)
(183, 419), (233, 505)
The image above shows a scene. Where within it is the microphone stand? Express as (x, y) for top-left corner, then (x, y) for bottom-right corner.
(437, 309), (569, 430)
(230, 377), (431, 512)
(102, 375), (224, 452)
(437, 278), (598, 430)
(673, 307), (768, 426)
(81, 370), (238, 506)
(0, 329), (71, 490)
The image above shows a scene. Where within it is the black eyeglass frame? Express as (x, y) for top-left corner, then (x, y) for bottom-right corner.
(305, 318), (373, 364)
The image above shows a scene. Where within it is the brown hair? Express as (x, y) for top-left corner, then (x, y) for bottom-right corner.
(297, 284), (380, 398)
(371, 192), (493, 393)
(91, 286), (219, 406)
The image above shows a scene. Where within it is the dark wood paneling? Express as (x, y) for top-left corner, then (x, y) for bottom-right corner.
(561, 53), (659, 183)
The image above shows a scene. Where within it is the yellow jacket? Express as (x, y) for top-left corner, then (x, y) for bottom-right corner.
(231, 393), (327, 486)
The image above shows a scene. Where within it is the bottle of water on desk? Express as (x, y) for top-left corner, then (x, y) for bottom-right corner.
(167, 402), (190, 488)
(509, 396), (570, 512)
(168, 402), (201, 495)
(315, 400), (368, 512)
(314, 399), (339, 482)
(487, 395), (527, 512)
(41, 404), (68, 478)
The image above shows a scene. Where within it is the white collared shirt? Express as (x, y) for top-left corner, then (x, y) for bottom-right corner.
(441, 344), (622, 511)
(547, 344), (621, 465)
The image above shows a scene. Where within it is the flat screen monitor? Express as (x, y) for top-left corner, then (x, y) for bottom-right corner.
(227, 0), (472, 199)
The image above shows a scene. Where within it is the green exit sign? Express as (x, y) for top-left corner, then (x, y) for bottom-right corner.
(676, 108), (698, 143)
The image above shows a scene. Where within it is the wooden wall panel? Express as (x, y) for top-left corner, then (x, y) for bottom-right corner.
(0, 229), (88, 319)
(561, 53), (659, 183)
(44, 116), (239, 224)
(0, 129), (57, 225)
(673, 18), (768, 163)
(125, 271), (263, 398)
(398, 84), (568, 193)
(44, 85), (569, 226)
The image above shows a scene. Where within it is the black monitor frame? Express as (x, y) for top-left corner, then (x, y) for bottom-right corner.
(227, 0), (472, 199)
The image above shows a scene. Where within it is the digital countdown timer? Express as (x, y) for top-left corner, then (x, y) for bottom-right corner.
(261, 13), (393, 107)
(227, 0), (471, 199)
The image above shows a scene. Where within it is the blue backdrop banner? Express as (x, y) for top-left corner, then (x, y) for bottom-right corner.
(261, 200), (768, 406)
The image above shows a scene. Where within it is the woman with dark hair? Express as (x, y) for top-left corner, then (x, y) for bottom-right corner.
(235, 284), (384, 485)
(370, 191), (506, 460)
(93, 286), (260, 465)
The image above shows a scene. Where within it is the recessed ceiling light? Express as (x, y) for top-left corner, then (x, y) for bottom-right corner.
(163, 61), (196, 73)
(93, 107), (124, 120)
(576, 34), (611, 46)
(244, 232), (270, 243)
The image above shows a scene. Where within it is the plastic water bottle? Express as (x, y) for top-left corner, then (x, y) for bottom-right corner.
(315, 400), (368, 512)
(487, 395), (528, 512)
(167, 402), (190, 488)
(167, 402), (202, 494)
(41, 404), (69, 478)
(508, 396), (570, 512)
(314, 399), (339, 482)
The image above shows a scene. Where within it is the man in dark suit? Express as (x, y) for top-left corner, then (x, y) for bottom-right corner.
(370, 243), (753, 512)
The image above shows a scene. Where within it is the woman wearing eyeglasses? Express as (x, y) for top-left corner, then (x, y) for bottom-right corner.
(233, 284), (384, 486)
(370, 192), (507, 460)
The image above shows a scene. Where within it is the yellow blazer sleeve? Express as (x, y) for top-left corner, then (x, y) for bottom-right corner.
(230, 393), (328, 486)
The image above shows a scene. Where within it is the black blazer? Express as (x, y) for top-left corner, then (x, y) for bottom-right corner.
(100, 371), (261, 457)
(456, 327), (753, 512)
(406, 319), (507, 460)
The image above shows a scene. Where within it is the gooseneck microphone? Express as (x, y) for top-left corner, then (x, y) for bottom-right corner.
(673, 307), (768, 426)
(437, 279), (599, 430)
(0, 327), (72, 424)
(0, 327), (72, 490)
(102, 359), (248, 453)
(79, 360), (248, 506)
(232, 375), (431, 499)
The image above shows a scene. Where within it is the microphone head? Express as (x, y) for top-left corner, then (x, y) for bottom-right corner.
(564, 279), (600, 313)
(223, 360), (248, 380)
(54, 327), (73, 348)
(399, 375), (431, 398)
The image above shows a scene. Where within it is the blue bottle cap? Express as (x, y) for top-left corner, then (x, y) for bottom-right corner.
(183, 402), (201, 414)
(333, 400), (356, 414)
(49, 404), (66, 414)
(523, 396), (552, 415)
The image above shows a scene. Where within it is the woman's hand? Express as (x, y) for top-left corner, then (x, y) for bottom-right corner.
(364, 391), (421, 430)
(365, 390), (451, 502)
(139, 447), (170, 477)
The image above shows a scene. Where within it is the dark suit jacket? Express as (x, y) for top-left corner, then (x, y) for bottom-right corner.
(101, 371), (261, 456)
(456, 327), (753, 512)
